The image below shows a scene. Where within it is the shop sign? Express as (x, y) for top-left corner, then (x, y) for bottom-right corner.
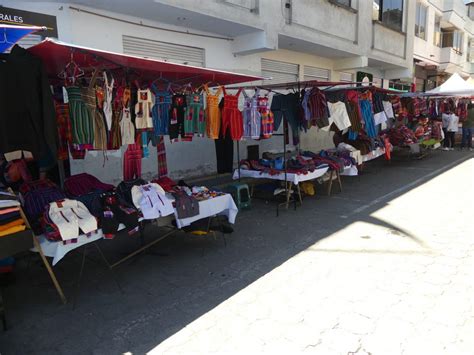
(0, 6), (58, 37)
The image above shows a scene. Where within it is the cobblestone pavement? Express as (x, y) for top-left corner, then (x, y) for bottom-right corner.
(0, 151), (473, 355)
(151, 155), (474, 355)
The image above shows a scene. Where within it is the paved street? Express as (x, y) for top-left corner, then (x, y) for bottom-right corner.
(1, 150), (473, 355)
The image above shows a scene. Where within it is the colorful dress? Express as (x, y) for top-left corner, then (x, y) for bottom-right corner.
(257, 94), (274, 139)
(151, 84), (172, 136)
(66, 86), (94, 146)
(205, 85), (222, 139)
(185, 93), (205, 137)
(221, 87), (243, 140)
(242, 90), (261, 139)
(134, 89), (154, 129)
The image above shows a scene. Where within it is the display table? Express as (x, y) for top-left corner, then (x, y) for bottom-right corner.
(233, 166), (329, 208)
(232, 166), (329, 185)
(36, 193), (238, 266)
(361, 147), (386, 162)
(174, 194), (238, 229)
(341, 165), (358, 176)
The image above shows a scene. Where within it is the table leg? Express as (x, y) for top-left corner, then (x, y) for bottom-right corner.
(337, 170), (343, 192)
(93, 243), (123, 294)
(327, 170), (334, 196)
(33, 236), (67, 305)
(110, 228), (177, 269)
(286, 182), (293, 209)
(296, 184), (303, 205)
(72, 245), (88, 309)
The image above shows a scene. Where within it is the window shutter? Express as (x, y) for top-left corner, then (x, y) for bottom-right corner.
(122, 35), (205, 67)
(261, 58), (299, 83)
(304, 65), (330, 81)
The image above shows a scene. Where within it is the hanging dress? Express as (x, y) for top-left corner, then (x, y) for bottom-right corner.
(221, 87), (243, 140)
(151, 83), (172, 136)
(242, 89), (261, 139)
(204, 84), (222, 139)
(169, 94), (189, 142)
(258, 94), (274, 139)
(120, 87), (135, 145)
(184, 92), (205, 137)
(134, 89), (154, 129)
(103, 72), (114, 131)
(92, 86), (108, 151)
(108, 86), (123, 150)
(67, 86), (94, 147)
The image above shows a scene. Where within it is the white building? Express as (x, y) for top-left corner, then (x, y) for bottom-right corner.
(1, 0), (416, 183)
(412, 0), (474, 91)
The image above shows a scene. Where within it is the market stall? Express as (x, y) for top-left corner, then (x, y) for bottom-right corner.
(1, 37), (263, 306)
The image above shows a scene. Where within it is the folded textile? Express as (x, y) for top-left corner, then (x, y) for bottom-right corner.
(0, 207), (20, 215)
(0, 224), (26, 237)
(0, 211), (21, 222)
(64, 173), (114, 197)
(0, 200), (20, 208)
(0, 219), (24, 232)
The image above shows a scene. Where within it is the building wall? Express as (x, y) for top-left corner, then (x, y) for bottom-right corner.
(413, 0), (474, 77)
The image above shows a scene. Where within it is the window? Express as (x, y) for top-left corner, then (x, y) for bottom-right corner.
(332, 0), (351, 6)
(303, 66), (330, 82)
(415, 2), (427, 40)
(261, 59), (299, 83)
(468, 5), (474, 21)
(441, 29), (464, 55)
(433, 14), (441, 47)
(373, 0), (404, 32)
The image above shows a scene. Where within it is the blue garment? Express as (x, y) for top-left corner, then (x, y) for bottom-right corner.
(151, 84), (172, 136)
(461, 127), (473, 148)
(360, 99), (377, 138)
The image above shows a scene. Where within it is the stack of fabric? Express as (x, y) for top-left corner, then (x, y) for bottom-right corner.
(0, 190), (26, 237)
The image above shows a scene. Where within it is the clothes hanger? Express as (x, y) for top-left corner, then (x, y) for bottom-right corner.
(58, 52), (85, 85)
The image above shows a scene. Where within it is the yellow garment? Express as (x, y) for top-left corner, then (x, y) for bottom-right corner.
(0, 224), (26, 237)
(301, 181), (315, 196)
(0, 218), (24, 232)
(205, 85), (222, 139)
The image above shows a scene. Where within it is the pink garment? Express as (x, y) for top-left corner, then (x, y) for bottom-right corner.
(0, 207), (20, 214)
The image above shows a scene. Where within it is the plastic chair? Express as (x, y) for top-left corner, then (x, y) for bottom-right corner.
(226, 183), (251, 210)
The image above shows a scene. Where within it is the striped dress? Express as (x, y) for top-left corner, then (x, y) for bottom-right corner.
(67, 86), (94, 146)
(242, 90), (261, 139)
(81, 87), (107, 150)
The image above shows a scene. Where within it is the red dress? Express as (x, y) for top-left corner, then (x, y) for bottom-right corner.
(221, 87), (243, 140)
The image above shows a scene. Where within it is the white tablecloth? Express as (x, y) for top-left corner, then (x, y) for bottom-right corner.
(341, 165), (358, 176)
(361, 147), (386, 162)
(37, 194), (238, 265)
(38, 229), (106, 266)
(174, 194), (238, 229)
(232, 166), (329, 185)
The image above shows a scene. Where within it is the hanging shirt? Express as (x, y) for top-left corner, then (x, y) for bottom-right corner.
(327, 101), (352, 131)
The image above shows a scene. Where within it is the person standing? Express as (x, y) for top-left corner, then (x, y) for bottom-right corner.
(442, 111), (458, 151)
(461, 103), (474, 150)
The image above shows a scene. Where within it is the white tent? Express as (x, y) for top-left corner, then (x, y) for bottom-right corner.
(425, 72), (474, 96)
(466, 77), (474, 86)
